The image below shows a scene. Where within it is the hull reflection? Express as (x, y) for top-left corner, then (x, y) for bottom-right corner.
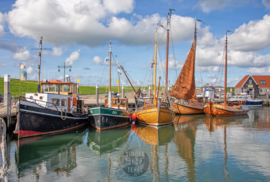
(87, 126), (131, 155)
(15, 128), (88, 178)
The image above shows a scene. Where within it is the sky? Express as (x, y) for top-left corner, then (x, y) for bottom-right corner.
(0, 0), (270, 87)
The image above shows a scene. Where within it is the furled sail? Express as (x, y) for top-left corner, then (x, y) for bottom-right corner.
(170, 43), (197, 101)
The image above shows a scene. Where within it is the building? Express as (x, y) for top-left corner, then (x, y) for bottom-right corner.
(234, 75), (270, 97)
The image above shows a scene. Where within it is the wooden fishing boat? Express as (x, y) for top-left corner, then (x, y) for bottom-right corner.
(134, 26), (175, 125)
(203, 31), (249, 116)
(170, 19), (204, 115)
(88, 41), (131, 130)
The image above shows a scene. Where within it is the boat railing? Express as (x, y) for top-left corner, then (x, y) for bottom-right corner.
(19, 96), (59, 111)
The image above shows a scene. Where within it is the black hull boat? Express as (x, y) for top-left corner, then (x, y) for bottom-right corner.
(14, 95), (88, 138)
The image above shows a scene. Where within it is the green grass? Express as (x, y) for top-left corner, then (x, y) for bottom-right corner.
(0, 78), (236, 96)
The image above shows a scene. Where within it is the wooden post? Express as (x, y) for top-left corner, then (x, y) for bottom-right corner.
(4, 75), (10, 129)
(219, 88), (221, 103)
(149, 86), (151, 98)
(122, 85), (125, 98)
(267, 89), (269, 106)
(203, 88), (205, 103)
(96, 85), (99, 106)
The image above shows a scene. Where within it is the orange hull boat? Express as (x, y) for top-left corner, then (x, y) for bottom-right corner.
(203, 103), (249, 117)
(171, 100), (204, 115)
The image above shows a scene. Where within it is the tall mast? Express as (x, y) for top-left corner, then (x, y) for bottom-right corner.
(37, 37), (43, 92)
(151, 60), (154, 96)
(224, 32), (228, 105)
(154, 27), (158, 103)
(165, 9), (174, 99)
(118, 72), (120, 94)
(194, 19), (197, 64)
(108, 40), (112, 107)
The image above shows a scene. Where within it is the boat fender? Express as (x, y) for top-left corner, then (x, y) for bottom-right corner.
(131, 113), (136, 123)
(106, 117), (108, 123)
(73, 97), (77, 106)
(101, 116), (105, 123)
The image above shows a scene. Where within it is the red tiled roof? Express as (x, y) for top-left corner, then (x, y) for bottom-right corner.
(252, 75), (270, 88)
(235, 75), (270, 88)
(235, 75), (249, 88)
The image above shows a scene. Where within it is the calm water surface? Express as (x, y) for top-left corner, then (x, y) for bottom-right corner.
(1, 107), (270, 181)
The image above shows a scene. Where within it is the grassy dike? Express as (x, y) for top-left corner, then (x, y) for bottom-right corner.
(0, 78), (150, 97)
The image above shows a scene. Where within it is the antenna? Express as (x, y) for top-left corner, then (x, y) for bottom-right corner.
(31, 36), (51, 92)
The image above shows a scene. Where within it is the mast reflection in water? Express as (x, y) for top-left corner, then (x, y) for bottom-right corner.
(2, 108), (270, 181)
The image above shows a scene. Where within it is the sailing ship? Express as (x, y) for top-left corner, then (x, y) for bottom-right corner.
(88, 41), (131, 130)
(134, 26), (175, 126)
(14, 77), (88, 138)
(203, 31), (249, 116)
(170, 19), (204, 115)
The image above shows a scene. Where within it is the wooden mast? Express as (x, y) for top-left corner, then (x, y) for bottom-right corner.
(120, 66), (137, 97)
(118, 72), (120, 94)
(151, 60), (154, 96)
(224, 32), (228, 105)
(154, 27), (158, 104)
(108, 40), (112, 107)
(194, 19), (197, 70)
(165, 21), (169, 99)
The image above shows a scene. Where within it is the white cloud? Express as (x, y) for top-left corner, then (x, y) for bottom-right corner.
(142, 65), (147, 69)
(52, 47), (63, 56)
(262, 0), (270, 8)
(27, 67), (36, 74)
(58, 76), (64, 80)
(159, 55), (183, 71)
(207, 73), (216, 78)
(65, 49), (80, 65)
(246, 67), (267, 74)
(93, 56), (103, 65)
(0, 12), (4, 38)
(229, 14), (270, 52)
(196, 0), (249, 13)
(12, 49), (31, 61)
(0, 63), (7, 67)
(7, 0), (198, 47)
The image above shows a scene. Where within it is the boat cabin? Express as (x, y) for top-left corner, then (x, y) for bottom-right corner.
(104, 98), (129, 110)
(40, 79), (78, 95)
(25, 92), (74, 113)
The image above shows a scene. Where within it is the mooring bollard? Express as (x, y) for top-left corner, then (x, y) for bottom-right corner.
(96, 85), (99, 106)
(203, 88), (205, 102)
(122, 85), (125, 98)
(4, 75), (11, 129)
(267, 89), (269, 106)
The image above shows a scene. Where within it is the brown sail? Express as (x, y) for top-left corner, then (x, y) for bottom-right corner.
(170, 43), (197, 101)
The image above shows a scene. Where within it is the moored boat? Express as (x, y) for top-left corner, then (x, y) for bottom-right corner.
(203, 31), (249, 116)
(88, 41), (131, 130)
(14, 92), (88, 138)
(170, 19), (205, 115)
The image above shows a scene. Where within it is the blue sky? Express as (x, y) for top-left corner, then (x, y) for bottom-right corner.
(0, 0), (270, 87)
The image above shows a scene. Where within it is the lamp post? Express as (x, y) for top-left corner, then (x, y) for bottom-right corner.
(58, 62), (72, 82)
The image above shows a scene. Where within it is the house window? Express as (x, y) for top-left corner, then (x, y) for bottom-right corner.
(61, 99), (67, 106)
(51, 99), (60, 106)
(260, 89), (263, 92)
(249, 80), (252, 84)
(260, 80), (266, 85)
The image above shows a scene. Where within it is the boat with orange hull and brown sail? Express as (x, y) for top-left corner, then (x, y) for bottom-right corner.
(203, 31), (249, 116)
(170, 19), (204, 115)
(132, 25), (175, 126)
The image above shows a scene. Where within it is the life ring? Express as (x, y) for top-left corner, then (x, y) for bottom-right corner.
(73, 97), (77, 106)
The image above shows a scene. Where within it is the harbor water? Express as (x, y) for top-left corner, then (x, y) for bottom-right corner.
(1, 107), (270, 181)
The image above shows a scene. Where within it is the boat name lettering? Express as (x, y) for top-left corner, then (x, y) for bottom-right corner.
(112, 111), (117, 114)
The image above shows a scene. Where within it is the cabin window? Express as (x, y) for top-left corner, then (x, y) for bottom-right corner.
(249, 80), (252, 84)
(244, 97), (248, 99)
(260, 80), (266, 85)
(120, 100), (126, 105)
(42, 84), (49, 92)
(56, 85), (62, 92)
(64, 84), (70, 92)
(61, 99), (67, 106)
(71, 85), (75, 92)
(51, 99), (60, 106)
(113, 100), (118, 105)
(49, 84), (56, 92)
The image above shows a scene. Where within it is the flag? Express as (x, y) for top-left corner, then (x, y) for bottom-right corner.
(157, 23), (164, 28)
(117, 67), (121, 74)
(116, 61), (119, 65)
(77, 79), (80, 83)
(20, 70), (27, 80)
(20, 64), (26, 69)
(116, 80), (119, 84)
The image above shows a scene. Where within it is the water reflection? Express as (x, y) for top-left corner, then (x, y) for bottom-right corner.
(173, 115), (204, 182)
(16, 128), (87, 179)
